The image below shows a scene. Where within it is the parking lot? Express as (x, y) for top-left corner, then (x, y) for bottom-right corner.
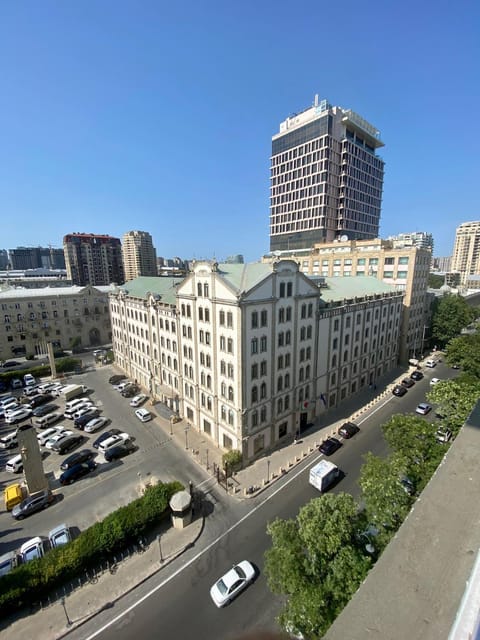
(0, 365), (205, 559)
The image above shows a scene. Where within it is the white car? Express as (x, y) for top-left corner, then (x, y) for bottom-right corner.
(3, 402), (22, 416)
(425, 359), (437, 368)
(210, 560), (256, 607)
(114, 381), (132, 393)
(430, 377), (441, 385)
(20, 537), (46, 564)
(72, 404), (96, 420)
(5, 407), (32, 424)
(98, 432), (130, 454)
(130, 394), (148, 407)
(84, 416), (109, 433)
(415, 402), (432, 415)
(23, 374), (36, 387)
(37, 427), (64, 446)
(44, 429), (74, 449)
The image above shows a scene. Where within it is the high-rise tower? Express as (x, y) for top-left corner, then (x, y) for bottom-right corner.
(451, 221), (480, 286)
(270, 96), (385, 252)
(122, 230), (157, 281)
(63, 233), (124, 286)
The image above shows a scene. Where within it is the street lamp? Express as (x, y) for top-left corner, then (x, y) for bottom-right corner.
(267, 459), (270, 483)
(184, 425), (189, 450)
(170, 416), (174, 436)
(61, 597), (72, 628)
(206, 449), (209, 470)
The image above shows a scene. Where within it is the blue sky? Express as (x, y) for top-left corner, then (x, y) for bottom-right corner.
(0, 1), (478, 262)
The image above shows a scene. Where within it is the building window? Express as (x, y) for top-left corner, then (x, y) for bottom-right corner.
(260, 360), (267, 376)
(251, 338), (258, 354)
(251, 386), (258, 403)
(251, 363), (258, 379)
(260, 336), (267, 352)
(251, 311), (258, 329)
(278, 308), (285, 323)
(261, 310), (267, 327)
(219, 310), (225, 325)
(197, 283), (202, 296)
(260, 382), (267, 399)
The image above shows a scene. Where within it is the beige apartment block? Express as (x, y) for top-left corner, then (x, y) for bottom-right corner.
(0, 284), (114, 361)
(122, 230), (157, 281)
(451, 221), (480, 287)
(109, 260), (402, 460)
(264, 238), (430, 363)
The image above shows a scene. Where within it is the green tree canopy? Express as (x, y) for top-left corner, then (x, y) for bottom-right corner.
(428, 273), (445, 289)
(426, 375), (480, 433)
(431, 294), (475, 348)
(264, 493), (371, 639)
(445, 332), (480, 376)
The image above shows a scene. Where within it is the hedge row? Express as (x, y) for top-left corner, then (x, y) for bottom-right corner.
(0, 481), (183, 617)
(0, 357), (82, 386)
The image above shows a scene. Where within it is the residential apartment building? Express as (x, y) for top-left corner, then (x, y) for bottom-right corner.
(270, 95), (385, 252)
(451, 221), (480, 288)
(8, 246), (66, 270)
(0, 284), (114, 360)
(122, 230), (157, 281)
(263, 239), (431, 362)
(387, 231), (434, 252)
(63, 233), (124, 286)
(110, 260), (402, 460)
(0, 268), (69, 289)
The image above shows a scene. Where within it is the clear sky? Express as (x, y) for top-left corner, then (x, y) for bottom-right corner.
(0, 1), (478, 262)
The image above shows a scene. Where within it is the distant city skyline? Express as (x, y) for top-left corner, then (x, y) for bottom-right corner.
(1, 2), (478, 260)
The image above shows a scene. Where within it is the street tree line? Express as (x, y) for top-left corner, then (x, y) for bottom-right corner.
(265, 327), (480, 639)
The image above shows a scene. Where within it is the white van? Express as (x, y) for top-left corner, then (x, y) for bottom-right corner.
(135, 408), (152, 423)
(5, 454), (23, 473)
(425, 359), (437, 368)
(64, 397), (90, 419)
(34, 412), (61, 428)
(0, 431), (18, 450)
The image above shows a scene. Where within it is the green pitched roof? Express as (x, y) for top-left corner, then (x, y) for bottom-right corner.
(119, 276), (183, 305)
(314, 276), (399, 302)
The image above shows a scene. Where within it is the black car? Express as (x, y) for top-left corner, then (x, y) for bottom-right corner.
(401, 378), (415, 388)
(410, 370), (424, 381)
(52, 434), (84, 454)
(29, 393), (54, 408)
(2, 361), (21, 368)
(338, 422), (360, 439)
(319, 437), (342, 456)
(59, 459), (96, 485)
(109, 375), (126, 385)
(121, 385), (140, 398)
(11, 489), (55, 519)
(60, 448), (95, 471)
(92, 428), (121, 449)
(32, 403), (59, 417)
(74, 408), (100, 429)
(392, 385), (408, 397)
(104, 441), (136, 462)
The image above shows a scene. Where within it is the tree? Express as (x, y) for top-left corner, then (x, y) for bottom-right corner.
(428, 273), (445, 289)
(446, 332), (480, 376)
(264, 493), (371, 639)
(431, 294), (475, 348)
(427, 375), (480, 433)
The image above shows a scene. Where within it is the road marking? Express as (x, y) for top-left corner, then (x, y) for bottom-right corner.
(83, 453), (321, 640)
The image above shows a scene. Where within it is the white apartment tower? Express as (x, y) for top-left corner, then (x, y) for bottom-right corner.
(270, 96), (385, 252)
(451, 221), (480, 287)
(122, 230), (157, 281)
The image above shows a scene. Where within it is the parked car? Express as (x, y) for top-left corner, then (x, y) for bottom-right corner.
(52, 434), (84, 454)
(392, 385), (407, 397)
(114, 381), (132, 393)
(401, 378), (415, 388)
(73, 405), (98, 421)
(98, 432), (130, 454)
(0, 431), (19, 450)
(109, 374), (126, 385)
(29, 393), (54, 408)
(11, 489), (55, 519)
(32, 403), (59, 417)
(410, 370), (424, 381)
(0, 550), (19, 576)
(2, 360), (21, 368)
(10, 379), (23, 389)
(430, 377), (441, 386)
(319, 437), (342, 456)
(20, 537), (47, 563)
(84, 416), (109, 433)
(60, 449), (95, 471)
(5, 407), (32, 424)
(436, 427), (453, 443)
(338, 422), (360, 439)
(92, 428), (121, 449)
(425, 359), (437, 368)
(121, 385), (140, 398)
(210, 560), (256, 607)
(45, 429), (74, 449)
(415, 402), (432, 415)
(104, 441), (136, 462)
(130, 394), (148, 408)
(23, 374), (36, 387)
(24, 385), (41, 397)
(33, 412), (62, 428)
(37, 426), (67, 446)
(74, 408), (100, 429)
(48, 523), (71, 548)
(59, 460), (96, 485)
(135, 408), (153, 422)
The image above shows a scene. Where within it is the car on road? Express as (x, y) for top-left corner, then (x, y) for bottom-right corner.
(20, 537), (47, 563)
(319, 437), (342, 456)
(2, 360), (21, 368)
(60, 448), (95, 471)
(52, 434), (84, 454)
(392, 385), (408, 397)
(135, 408), (152, 422)
(104, 441), (136, 462)
(338, 422), (360, 439)
(410, 370), (424, 381)
(401, 378), (415, 388)
(45, 429), (74, 449)
(11, 489), (55, 519)
(98, 432), (131, 454)
(92, 428), (121, 449)
(5, 407), (32, 424)
(84, 416), (109, 433)
(74, 408), (100, 429)
(32, 403), (59, 417)
(109, 374), (126, 385)
(130, 393), (148, 407)
(425, 359), (437, 368)
(59, 460), (96, 485)
(48, 524), (71, 548)
(430, 377), (441, 386)
(415, 402), (432, 415)
(210, 560), (256, 607)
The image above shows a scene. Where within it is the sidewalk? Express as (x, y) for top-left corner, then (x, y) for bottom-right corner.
(4, 512), (204, 639)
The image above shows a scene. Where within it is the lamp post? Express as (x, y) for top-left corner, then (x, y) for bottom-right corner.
(206, 449), (209, 470)
(184, 425), (189, 450)
(61, 597), (72, 628)
(170, 416), (174, 436)
(267, 459), (271, 483)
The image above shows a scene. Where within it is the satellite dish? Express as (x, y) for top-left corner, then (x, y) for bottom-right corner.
(340, 234), (348, 242)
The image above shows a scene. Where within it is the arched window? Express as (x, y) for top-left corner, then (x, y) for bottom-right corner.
(277, 398), (283, 414)
(251, 386), (258, 403)
(228, 386), (234, 401)
(260, 382), (267, 399)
